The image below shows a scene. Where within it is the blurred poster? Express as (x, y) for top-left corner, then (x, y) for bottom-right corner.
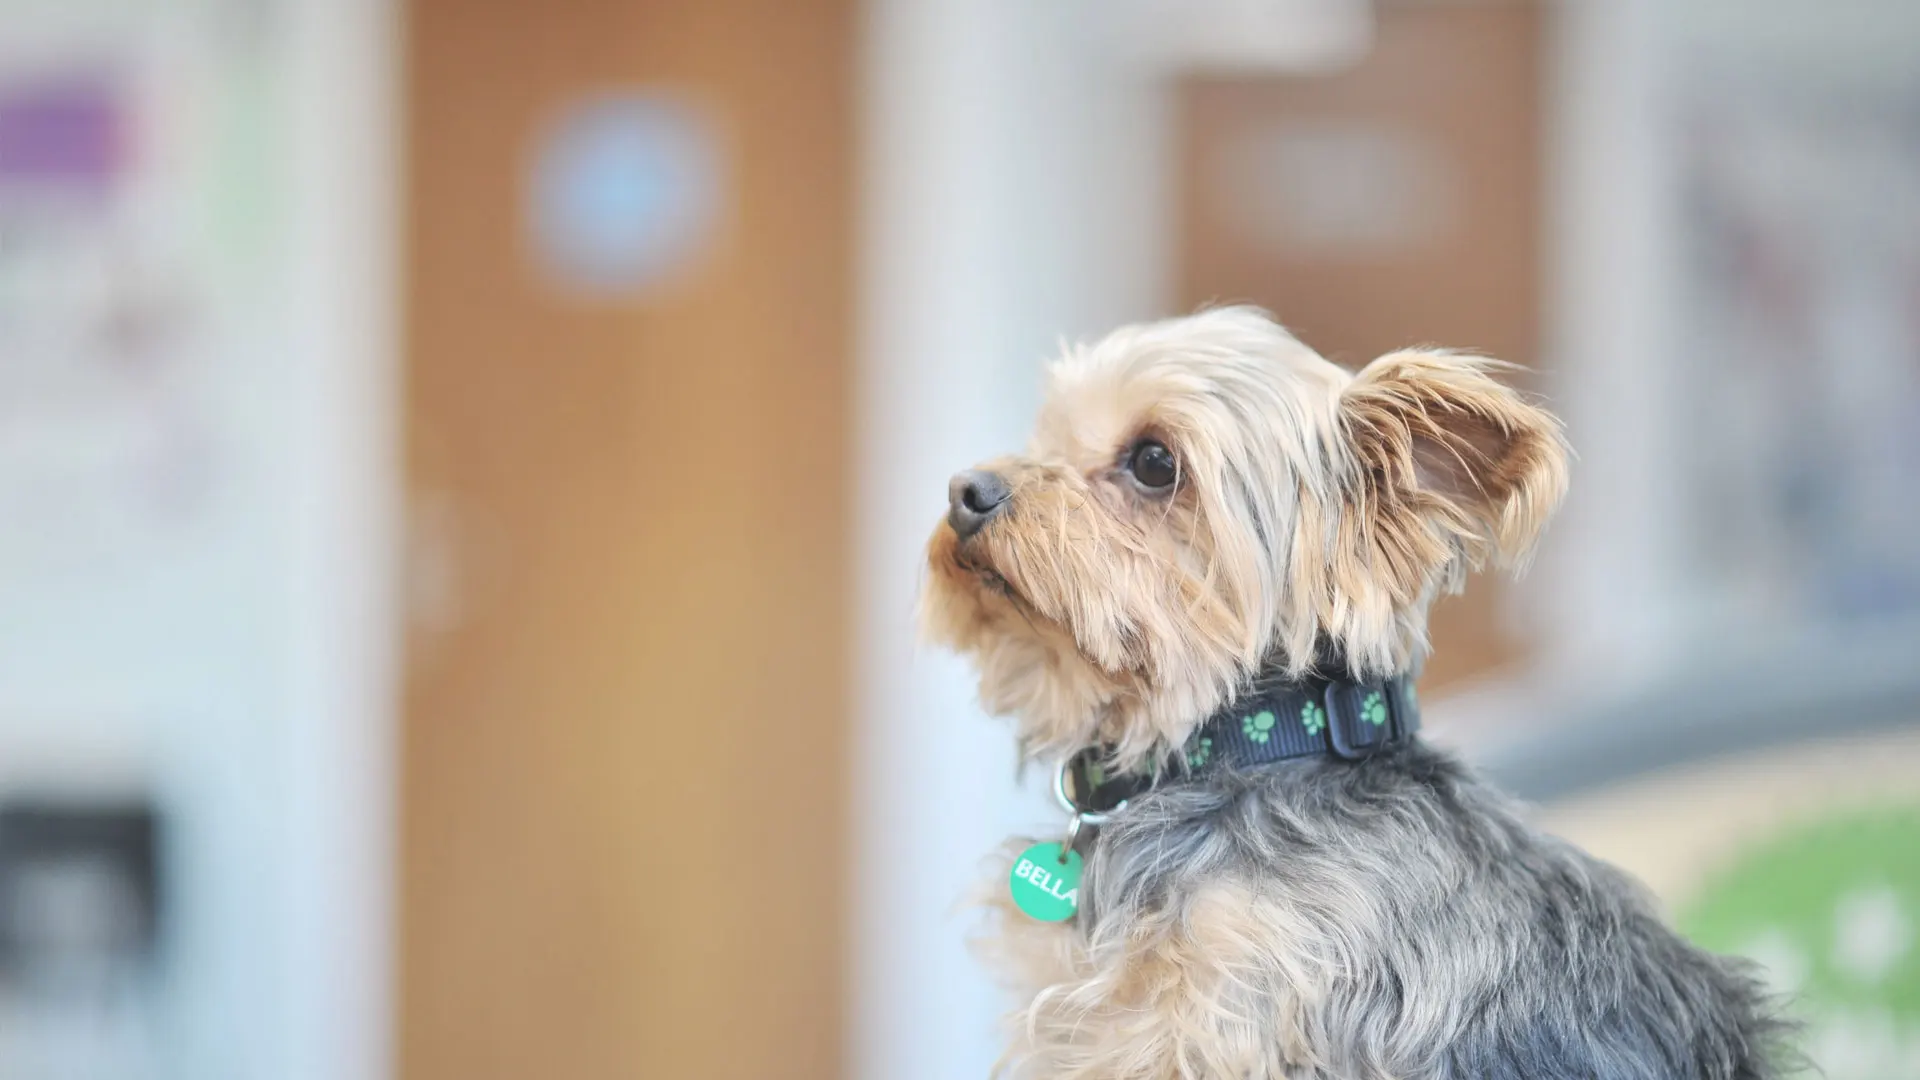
(0, 30), (236, 581)
(1672, 18), (1920, 628)
(0, 6), (286, 1079)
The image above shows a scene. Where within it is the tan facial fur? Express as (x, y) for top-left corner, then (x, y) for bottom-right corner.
(921, 307), (1568, 770)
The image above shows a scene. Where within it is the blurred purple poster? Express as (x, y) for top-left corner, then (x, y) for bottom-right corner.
(0, 54), (217, 577)
(0, 73), (127, 193)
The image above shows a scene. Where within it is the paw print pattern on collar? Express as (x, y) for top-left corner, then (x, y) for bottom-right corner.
(1185, 736), (1213, 769)
(1361, 690), (1388, 727)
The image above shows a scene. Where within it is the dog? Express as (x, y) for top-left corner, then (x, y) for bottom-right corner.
(921, 308), (1785, 1079)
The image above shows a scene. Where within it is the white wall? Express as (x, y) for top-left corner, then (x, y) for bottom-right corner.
(273, 1), (401, 1078)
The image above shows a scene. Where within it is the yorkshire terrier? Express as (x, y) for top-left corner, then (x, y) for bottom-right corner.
(922, 308), (1783, 1079)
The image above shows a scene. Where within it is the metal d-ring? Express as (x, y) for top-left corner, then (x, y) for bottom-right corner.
(1053, 755), (1122, 826)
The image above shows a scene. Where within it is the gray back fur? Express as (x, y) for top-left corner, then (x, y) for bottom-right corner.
(1082, 742), (1792, 1079)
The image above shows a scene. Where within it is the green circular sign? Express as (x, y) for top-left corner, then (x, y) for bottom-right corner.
(1010, 842), (1082, 922)
(1680, 804), (1920, 1076)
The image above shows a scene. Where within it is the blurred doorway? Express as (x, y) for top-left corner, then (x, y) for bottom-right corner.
(399, 2), (853, 1079)
(1179, 1), (1545, 691)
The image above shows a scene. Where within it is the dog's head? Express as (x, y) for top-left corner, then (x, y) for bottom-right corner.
(921, 307), (1568, 766)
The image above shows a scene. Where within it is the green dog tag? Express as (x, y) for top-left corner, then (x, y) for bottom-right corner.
(1010, 842), (1082, 922)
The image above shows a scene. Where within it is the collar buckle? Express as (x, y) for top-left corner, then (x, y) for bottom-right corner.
(1324, 678), (1413, 761)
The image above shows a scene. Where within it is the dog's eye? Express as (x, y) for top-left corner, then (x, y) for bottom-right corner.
(1127, 440), (1178, 490)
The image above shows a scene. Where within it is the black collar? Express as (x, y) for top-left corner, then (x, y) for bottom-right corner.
(1062, 669), (1422, 816)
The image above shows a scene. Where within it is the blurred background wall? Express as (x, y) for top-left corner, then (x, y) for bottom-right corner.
(0, 1), (1913, 1079)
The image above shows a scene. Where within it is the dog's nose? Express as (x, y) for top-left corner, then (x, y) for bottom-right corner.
(948, 469), (1011, 539)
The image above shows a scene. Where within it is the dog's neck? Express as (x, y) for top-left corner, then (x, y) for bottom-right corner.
(991, 624), (1424, 774)
(1062, 665), (1423, 815)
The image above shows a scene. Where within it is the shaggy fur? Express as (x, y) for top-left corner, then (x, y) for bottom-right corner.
(922, 308), (1785, 1078)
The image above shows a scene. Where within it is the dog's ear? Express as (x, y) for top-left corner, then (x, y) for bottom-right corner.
(1332, 350), (1569, 610)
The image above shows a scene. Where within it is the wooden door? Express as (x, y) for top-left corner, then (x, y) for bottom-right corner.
(399, 3), (853, 1078)
(1180, 1), (1544, 691)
